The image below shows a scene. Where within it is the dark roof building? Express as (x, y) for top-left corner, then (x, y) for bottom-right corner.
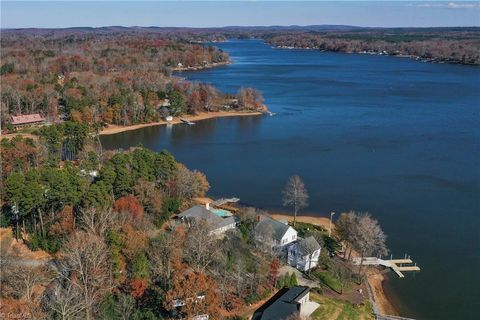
(296, 236), (322, 255)
(254, 216), (298, 246)
(252, 286), (319, 320)
(177, 204), (236, 235)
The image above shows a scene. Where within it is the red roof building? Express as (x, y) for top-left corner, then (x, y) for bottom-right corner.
(11, 114), (46, 127)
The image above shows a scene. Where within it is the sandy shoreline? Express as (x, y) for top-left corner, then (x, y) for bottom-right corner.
(99, 111), (264, 136)
(1, 111), (263, 140)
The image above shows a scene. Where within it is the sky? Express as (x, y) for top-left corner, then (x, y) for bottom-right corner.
(1, 1), (479, 29)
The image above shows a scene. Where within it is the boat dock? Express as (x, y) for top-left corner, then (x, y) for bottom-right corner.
(180, 118), (195, 125)
(353, 255), (420, 278)
(212, 197), (240, 206)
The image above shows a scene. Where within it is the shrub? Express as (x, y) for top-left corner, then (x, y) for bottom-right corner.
(28, 231), (63, 253)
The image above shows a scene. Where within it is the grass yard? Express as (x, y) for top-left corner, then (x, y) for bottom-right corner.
(290, 221), (326, 237)
(310, 293), (374, 320)
(314, 270), (343, 293)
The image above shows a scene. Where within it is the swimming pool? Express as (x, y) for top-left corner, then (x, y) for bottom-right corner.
(210, 208), (233, 217)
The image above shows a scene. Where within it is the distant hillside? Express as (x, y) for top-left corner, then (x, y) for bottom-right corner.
(2, 26), (479, 65)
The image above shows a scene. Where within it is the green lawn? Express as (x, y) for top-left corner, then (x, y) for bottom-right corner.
(310, 293), (374, 320)
(313, 270), (342, 293)
(290, 221), (326, 237)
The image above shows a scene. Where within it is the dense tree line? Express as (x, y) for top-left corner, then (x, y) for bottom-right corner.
(264, 30), (480, 65)
(0, 31), (266, 130)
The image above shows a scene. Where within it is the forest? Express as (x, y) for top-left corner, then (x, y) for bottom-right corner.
(263, 28), (480, 65)
(0, 31), (265, 131)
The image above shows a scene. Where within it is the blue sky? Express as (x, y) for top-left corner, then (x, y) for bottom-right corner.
(1, 1), (479, 28)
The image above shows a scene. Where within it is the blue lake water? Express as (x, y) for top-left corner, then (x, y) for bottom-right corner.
(101, 40), (480, 319)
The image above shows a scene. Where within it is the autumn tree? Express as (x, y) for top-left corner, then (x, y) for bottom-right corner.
(168, 164), (210, 202)
(282, 175), (309, 226)
(129, 278), (148, 299)
(114, 195), (144, 222)
(164, 269), (221, 319)
(269, 259), (281, 289)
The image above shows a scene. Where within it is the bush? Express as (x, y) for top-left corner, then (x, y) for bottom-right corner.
(0, 213), (11, 228)
(28, 231), (63, 253)
(131, 253), (151, 280)
(161, 196), (181, 216)
(277, 272), (298, 288)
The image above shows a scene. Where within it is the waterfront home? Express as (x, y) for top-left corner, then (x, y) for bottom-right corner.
(177, 204), (236, 235)
(252, 286), (319, 320)
(254, 216), (297, 248)
(288, 236), (322, 272)
(10, 113), (46, 128)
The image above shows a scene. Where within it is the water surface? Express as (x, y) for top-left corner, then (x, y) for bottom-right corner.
(101, 40), (480, 320)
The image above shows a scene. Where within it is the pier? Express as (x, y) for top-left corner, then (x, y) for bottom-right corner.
(353, 255), (420, 278)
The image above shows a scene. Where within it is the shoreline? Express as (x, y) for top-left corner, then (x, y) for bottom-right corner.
(267, 211), (399, 316)
(1, 111), (264, 140)
(99, 110), (264, 136)
(269, 43), (479, 66)
(173, 60), (231, 71)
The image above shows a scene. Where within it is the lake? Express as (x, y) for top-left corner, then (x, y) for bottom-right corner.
(101, 40), (480, 320)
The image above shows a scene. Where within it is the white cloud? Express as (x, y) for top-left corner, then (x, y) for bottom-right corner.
(415, 2), (480, 9)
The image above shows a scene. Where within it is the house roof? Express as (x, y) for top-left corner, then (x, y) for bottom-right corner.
(11, 114), (45, 125)
(177, 205), (236, 232)
(296, 236), (321, 255)
(253, 286), (310, 320)
(255, 217), (295, 242)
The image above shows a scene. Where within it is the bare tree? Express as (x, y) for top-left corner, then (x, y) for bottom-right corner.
(78, 207), (118, 236)
(57, 231), (113, 320)
(282, 175), (309, 226)
(44, 280), (86, 320)
(350, 213), (389, 276)
(183, 219), (221, 273)
(148, 231), (178, 291)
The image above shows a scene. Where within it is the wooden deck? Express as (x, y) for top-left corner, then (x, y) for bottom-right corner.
(353, 256), (421, 278)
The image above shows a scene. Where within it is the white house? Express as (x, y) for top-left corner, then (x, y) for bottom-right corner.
(288, 236), (322, 272)
(254, 216), (297, 248)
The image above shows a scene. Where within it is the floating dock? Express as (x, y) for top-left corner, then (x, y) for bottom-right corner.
(353, 255), (420, 278)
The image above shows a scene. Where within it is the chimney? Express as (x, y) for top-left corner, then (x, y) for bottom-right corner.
(206, 203), (210, 210)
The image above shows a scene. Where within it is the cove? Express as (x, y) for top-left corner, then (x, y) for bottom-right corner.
(101, 40), (480, 320)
